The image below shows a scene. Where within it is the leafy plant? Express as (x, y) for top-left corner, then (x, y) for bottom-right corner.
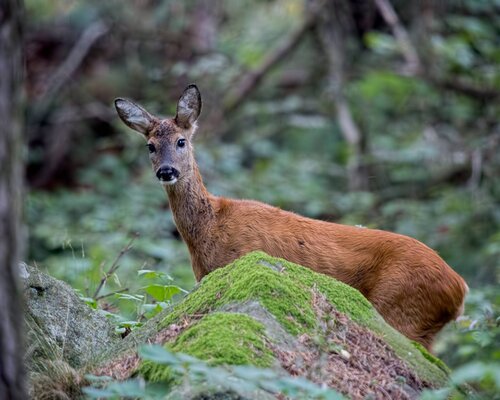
(83, 345), (344, 400)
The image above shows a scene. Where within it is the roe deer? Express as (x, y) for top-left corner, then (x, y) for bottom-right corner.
(115, 84), (468, 349)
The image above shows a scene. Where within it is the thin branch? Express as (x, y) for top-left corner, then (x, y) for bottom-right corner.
(95, 287), (130, 301)
(92, 233), (139, 300)
(44, 20), (108, 100)
(223, 14), (317, 113)
(50, 102), (115, 124)
(374, 0), (500, 100)
(467, 148), (482, 190)
(373, 0), (421, 75)
(430, 77), (500, 101)
(34, 20), (109, 120)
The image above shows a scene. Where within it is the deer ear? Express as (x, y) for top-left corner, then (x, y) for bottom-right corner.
(114, 98), (156, 137)
(175, 84), (202, 130)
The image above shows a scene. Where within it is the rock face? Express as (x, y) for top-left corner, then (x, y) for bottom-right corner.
(20, 263), (119, 369)
(96, 252), (449, 399)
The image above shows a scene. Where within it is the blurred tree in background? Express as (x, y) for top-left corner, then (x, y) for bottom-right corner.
(24, 0), (499, 384)
(1, 0), (26, 396)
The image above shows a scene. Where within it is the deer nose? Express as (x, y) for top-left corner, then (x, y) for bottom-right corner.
(156, 166), (179, 182)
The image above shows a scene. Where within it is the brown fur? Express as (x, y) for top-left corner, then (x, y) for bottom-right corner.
(115, 86), (468, 350)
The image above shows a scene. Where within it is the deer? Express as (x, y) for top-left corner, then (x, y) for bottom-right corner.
(114, 84), (468, 350)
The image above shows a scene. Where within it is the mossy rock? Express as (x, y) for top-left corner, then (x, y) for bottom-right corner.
(100, 251), (451, 399)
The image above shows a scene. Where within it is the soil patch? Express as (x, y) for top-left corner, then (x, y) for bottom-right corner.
(92, 321), (191, 380)
(274, 289), (434, 400)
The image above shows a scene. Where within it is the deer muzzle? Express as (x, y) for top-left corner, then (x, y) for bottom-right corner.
(156, 165), (180, 185)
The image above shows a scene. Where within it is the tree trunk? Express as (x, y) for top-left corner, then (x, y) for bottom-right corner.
(309, 0), (369, 191)
(0, 0), (27, 398)
(189, 0), (220, 54)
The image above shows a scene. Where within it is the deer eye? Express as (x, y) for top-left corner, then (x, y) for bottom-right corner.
(177, 138), (186, 148)
(146, 143), (156, 153)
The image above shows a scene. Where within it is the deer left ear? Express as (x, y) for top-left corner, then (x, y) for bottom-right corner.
(175, 84), (202, 130)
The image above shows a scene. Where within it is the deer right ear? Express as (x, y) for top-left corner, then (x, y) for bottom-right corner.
(114, 98), (156, 137)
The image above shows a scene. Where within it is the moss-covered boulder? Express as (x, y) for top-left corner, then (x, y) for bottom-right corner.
(97, 252), (450, 399)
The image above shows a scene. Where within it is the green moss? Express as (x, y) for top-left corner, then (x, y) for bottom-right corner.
(138, 361), (176, 384)
(170, 313), (273, 366)
(139, 312), (274, 382)
(412, 342), (450, 373)
(159, 251), (373, 336)
(276, 258), (375, 325)
(150, 251), (448, 386)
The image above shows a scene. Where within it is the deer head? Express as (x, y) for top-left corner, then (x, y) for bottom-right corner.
(114, 84), (202, 185)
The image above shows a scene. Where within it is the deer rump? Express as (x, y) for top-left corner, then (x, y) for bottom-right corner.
(114, 84), (468, 350)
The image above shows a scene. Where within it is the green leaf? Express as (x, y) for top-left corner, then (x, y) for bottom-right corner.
(138, 269), (172, 280)
(84, 374), (114, 383)
(176, 353), (198, 364)
(139, 344), (179, 364)
(232, 365), (276, 380)
(452, 362), (500, 386)
(106, 379), (147, 396)
(111, 273), (121, 287)
(142, 303), (166, 319)
(414, 388), (451, 400)
(83, 379), (147, 398)
(115, 293), (144, 302)
(142, 284), (182, 302)
(364, 32), (398, 55)
(82, 387), (116, 398)
(79, 296), (97, 309)
(118, 320), (143, 329)
(99, 310), (121, 321)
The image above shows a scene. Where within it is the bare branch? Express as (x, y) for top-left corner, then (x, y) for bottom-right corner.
(50, 102), (115, 124)
(44, 21), (108, 100)
(430, 77), (500, 100)
(223, 14), (316, 113)
(467, 149), (482, 190)
(374, 0), (500, 100)
(92, 233), (139, 300)
(33, 20), (108, 122)
(373, 0), (421, 75)
(95, 288), (130, 301)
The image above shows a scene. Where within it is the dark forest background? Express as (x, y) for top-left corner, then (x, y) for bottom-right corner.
(23, 0), (499, 392)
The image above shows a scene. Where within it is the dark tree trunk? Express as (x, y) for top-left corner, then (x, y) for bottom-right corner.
(0, 0), (27, 398)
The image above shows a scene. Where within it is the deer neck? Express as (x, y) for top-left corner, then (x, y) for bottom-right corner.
(164, 163), (215, 251)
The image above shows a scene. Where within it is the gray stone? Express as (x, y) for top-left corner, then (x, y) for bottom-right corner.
(21, 263), (119, 369)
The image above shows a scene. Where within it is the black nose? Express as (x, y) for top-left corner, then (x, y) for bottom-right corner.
(156, 166), (179, 182)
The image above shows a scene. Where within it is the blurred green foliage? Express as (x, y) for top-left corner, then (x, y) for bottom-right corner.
(83, 344), (344, 399)
(24, 0), (500, 396)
